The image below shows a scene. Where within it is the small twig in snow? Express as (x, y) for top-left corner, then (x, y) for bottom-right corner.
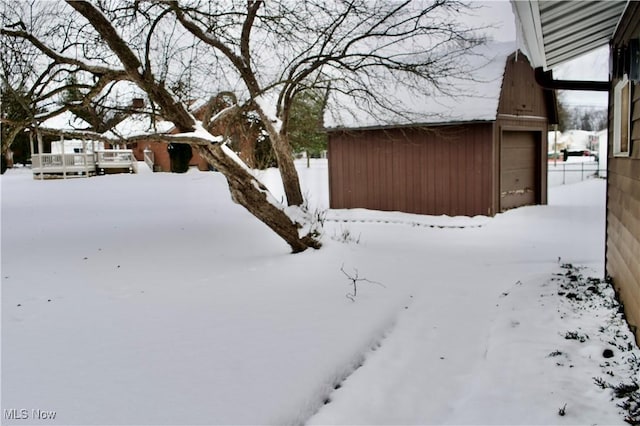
(558, 403), (567, 416)
(340, 264), (385, 302)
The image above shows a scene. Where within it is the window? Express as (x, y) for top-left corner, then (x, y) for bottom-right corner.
(613, 75), (631, 157)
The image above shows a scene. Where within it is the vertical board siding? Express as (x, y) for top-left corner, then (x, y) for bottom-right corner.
(498, 54), (548, 117)
(328, 124), (494, 216)
(495, 51), (551, 212)
(327, 49), (552, 218)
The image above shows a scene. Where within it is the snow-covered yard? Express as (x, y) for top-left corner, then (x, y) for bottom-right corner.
(1, 160), (638, 425)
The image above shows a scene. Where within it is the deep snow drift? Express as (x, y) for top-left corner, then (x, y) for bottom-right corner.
(1, 160), (638, 425)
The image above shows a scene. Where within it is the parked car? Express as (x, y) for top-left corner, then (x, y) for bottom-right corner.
(562, 149), (597, 162)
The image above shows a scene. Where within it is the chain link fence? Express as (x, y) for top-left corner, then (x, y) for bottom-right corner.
(548, 160), (605, 187)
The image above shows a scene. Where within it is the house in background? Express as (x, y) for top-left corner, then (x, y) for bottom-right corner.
(31, 110), (137, 178)
(512, 0), (640, 341)
(115, 98), (261, 173)
(324, 42), (558, 217)
(106, 110), (210, 173)
(547, 129), (605, 163)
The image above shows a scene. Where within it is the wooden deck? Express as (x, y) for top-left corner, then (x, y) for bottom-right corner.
(32, 153), (96, 178)
(31, 150), (137, 178)
(96, 150), (137, 174)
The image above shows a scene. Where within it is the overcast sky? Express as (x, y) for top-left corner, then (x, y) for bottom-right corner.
(467, 1), (517, 42)
(470, 0), (608, 108)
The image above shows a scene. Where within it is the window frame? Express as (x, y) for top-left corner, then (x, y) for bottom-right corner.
(613, 75), (631, 157)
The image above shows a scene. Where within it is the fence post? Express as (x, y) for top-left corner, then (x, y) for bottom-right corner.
(61, 136), (67, 179)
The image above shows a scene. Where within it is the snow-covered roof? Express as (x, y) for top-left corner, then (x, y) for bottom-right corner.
(50, 139), (104, 154)
(103, 113), (174, 139)
(324, 41), (518, 130)
(39, 110), (91, 131)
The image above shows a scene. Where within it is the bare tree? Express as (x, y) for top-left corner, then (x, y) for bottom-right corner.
(168, 0), (484, 205)
(0, 1), (133, 155)
(2, 0), (485, 253)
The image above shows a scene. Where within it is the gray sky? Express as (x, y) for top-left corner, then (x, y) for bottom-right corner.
(468, 0), (608, 108)
(467, 1), (517, 42)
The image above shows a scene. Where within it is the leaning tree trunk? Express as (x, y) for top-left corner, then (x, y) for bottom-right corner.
(196, 145), (320, 253)
(256, 109), (304, 207)
(66, 0), (320, 253)
(170, 0), (305, 207)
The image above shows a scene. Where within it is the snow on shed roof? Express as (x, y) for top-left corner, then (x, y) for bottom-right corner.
(324, 41), (518, 130)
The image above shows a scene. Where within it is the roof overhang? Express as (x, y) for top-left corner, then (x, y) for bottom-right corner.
(324, 119), (496, 133)
(511, 1), (628, 70)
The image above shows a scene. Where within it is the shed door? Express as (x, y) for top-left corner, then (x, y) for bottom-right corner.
(500, 131), (539, 211)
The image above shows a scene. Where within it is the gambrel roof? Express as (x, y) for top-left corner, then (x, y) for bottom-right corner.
(324, 41), (519, 130)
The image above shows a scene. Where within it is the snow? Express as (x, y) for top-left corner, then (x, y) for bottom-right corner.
(465, 1), (516, 43)
(1, 160), (638, 425)
(104, 114), (174, 139)
(597, 129), (608, 176)
(324, 41), (517, 129)
(550, 129), (598, 151)
(39, 110), (91, 131)
(546, 128), (608, 186)
(548, 160), (603, 187)
(254, 93), (283, 134)
(50, 139), (104, 154)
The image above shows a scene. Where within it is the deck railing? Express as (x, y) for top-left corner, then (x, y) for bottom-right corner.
(31, 153), (96, 177)
(96, 150), (137, 173)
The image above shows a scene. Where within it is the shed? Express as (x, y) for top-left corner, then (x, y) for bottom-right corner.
(325, 42), (557, 217)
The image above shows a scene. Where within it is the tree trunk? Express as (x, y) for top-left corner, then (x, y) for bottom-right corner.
(196, 145), (320, 253)
(256, 109), (304, 206)
(63, 1), (320, 252)
(170, 1), (304, 206)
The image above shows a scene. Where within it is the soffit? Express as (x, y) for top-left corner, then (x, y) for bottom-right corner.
(512, 0), (628, 69)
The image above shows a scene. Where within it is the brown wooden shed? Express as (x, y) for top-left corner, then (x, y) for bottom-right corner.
(325, 43), (557, 217)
